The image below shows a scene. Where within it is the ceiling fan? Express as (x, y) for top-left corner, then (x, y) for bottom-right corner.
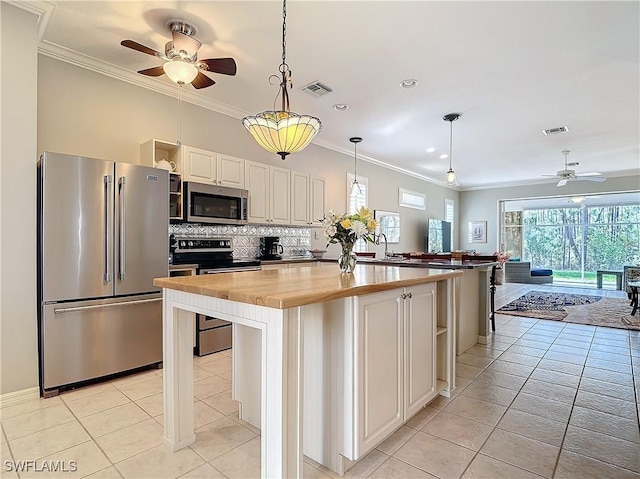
(543, 150), (606, 187)
(121, 20), (237, 89)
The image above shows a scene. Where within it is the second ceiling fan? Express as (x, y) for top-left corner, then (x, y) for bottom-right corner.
(543, 150), (606, 187)
(121, 20), (236, 89)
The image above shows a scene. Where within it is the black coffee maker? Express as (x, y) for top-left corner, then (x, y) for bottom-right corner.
(259, 236), (283, 260)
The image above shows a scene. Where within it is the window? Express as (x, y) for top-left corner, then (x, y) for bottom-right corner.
(347, 173), (368, 252)
(399, 188), (426, 210)
(445, 198), (455, 249)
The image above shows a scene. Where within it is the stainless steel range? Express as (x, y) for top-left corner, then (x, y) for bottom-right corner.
(170, 236), (261, 356)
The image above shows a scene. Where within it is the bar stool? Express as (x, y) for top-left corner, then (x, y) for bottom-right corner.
(462, 254), (498, 332)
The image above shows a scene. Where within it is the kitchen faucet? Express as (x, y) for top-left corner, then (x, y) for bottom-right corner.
(376, 232), (389, 259)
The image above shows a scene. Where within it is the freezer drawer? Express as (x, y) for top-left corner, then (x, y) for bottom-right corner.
(41, 295), (162, 392)
(196, 324), (232, 356)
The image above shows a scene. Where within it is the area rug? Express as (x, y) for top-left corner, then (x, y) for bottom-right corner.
(497, 291), (640, 330)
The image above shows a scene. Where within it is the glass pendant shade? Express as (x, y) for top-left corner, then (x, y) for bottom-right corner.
(163, 60), (198, 85)
(443, 168), (459, 187)
(242, 111), (321, 160)
(442, 113), (461, 187)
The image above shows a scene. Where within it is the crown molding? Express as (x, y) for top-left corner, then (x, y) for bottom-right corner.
(7, 1), (55, 40)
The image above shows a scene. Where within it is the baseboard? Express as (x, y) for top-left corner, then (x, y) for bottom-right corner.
(477, 335), (488, 345)
(0, 387), (39, 408)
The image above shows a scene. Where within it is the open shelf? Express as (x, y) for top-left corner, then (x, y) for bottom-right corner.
(436, 380), (448, 394)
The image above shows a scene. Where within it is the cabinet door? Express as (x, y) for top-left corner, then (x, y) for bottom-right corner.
(309, 176), (326, 226)
(245, 160), (270, 223)
(354, 290), (403, 458)
(217, 154), (245, 188)
(290, 171), (310, 226)
(270, 166), (291, 224)
(404, 284), (437, 418)
(182, 146), (216, 184)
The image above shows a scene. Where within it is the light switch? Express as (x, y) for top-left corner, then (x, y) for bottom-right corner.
(314, 231), (319, 239)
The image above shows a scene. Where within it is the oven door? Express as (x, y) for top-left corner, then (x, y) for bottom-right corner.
(184, 182), (248, 225)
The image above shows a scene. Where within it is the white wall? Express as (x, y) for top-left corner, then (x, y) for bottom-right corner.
(458, 177), (640, 254)
(0, 4), (39, 395)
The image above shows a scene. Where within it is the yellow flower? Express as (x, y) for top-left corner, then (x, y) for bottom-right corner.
(358, 206), (373, 221)
(367, 219), (377, 231)
(340, 218), (352, 229)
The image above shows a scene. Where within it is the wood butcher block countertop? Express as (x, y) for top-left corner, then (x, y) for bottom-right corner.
(154, 263), (463, 309)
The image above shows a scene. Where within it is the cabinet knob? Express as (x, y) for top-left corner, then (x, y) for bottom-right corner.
(408, 292), (413, 299)
(401, 293), (406, 299)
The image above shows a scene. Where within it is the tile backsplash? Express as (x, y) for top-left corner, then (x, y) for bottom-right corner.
(169, 224), (311, 259)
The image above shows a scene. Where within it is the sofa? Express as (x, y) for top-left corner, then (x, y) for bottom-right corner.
(504, 261), (553, 284)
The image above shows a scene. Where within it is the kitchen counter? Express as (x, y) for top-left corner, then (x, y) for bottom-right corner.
(259, 256), (317, 265)
(153, 263), (461, 477)
(327, 257), (500, 269)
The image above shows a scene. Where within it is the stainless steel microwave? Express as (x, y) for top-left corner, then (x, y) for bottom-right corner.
(183, 182), (248, 225)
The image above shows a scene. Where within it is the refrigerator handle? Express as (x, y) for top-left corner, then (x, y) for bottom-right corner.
(104, 175), (113, 282)
(118, 176), (126, 280)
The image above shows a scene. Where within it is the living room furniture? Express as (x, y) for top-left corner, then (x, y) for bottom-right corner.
(504, 261), (553, 284)
(596, 269), (623, 290)
(628, 280), (640, 316)
(624, 266), (640, 299)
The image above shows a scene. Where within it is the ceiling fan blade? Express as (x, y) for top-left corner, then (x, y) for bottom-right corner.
(557, 179), (568, 187)
(579, 176), (607, 182)
(576, 172), (602, 177)
(137, 66), (166, 77)
(172, 31), (202, 57)
(191, 72), (216, 89)
(121, 40), (161, 57)
(200, 58), (237, 76)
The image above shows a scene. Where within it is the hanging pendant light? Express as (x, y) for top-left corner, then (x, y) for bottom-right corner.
(350, 137), (363, 194)
(242, 0), (322, 160)
(443, 113), (460, 187)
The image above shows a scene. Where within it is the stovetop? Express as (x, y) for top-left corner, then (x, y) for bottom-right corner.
(170, 236), (261, 269)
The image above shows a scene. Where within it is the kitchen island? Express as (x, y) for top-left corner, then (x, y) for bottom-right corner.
(154, 264), (462, 478)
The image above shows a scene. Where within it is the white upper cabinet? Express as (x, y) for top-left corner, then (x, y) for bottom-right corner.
(245, 161), (290, 224)
(291, 172), (326, 226)
(182, 146), (245, 188)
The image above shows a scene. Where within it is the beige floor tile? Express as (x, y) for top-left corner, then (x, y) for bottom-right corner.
(83, 466), (123, 478)
(536, 358), (583, 376)
(588, 349), (631, 364)
(552, 337), (590, 350)
(563, 425), (640, 473)
(335, 449), (388, 478)
(497, 409), (566, 446)
(189, 417), (256, 461)
(0, 396), (62, 421)
(543, 350), (586, 365)
(95, 418), (163, 463)
(405, 406), (439, 429)
(421, 411), (492, 451)
(455, 376), (473, 391)
(555, 450), (640, 479)
(35, 440), (110, 478)
(455, 363), (484, 379)
(460, 382), (518, 407)
(456, 353), (494, 369)
(192, 366), (216, 381)
(485, 360), (535, 378)
(589, 342), (630, 355)
(109, 370), (159, 388)
(527, 367), (580, 388)
(574, 390), (638, 421)
(209, 436), (261, 479)
(505, 345), (546, 358)
(64, 388), (131, 419)
(375, 426), (417, 455)
(10, 420), (90, 461)
(393, 431), (474, 479)
(115, 444), (204, 479)
(512, 338), (552, 350)
(79, 403), (149, 438)
(113, 376), (164, 401)
(198, 356), (232, 375)
(570, 406), (640, 444)
(368, 457), (438, 478)
(582, 366), (633, 385)
(134, 392), (164, 417)
(480, 429), (559, 478)
(474, 370), (526, 391)
(193, 376), (231, 400)
(301, 462), (334, 479)
(156, 401), (225, 429)
(585, 357), (633, 374)
(464, 345), (503, 359)
(201, 389), (239, 416)
(59, 383), (117, 402)
(578, 376), (636, 402)
(520, 378), (577, 403)
(2, 403), (75, 440)
(443, 395), (507, 426)
(425, 395), (452, 410)
(462, 454), (545, 479)
(178, 463), (226, 479)
(510, 392), (572, 423)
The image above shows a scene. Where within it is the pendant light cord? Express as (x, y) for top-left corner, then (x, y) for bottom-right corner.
(354, 141), (358, 179)
(448, 119), (453, 171)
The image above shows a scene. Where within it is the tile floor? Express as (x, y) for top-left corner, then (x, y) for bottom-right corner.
(1, 283), (639, 478)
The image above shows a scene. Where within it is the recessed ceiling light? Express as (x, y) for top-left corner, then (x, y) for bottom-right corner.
(439, 154), (448, 159)
(426, 147), (436, 153)
(399, 79), (418, 89)
(333, 104), (349, 111)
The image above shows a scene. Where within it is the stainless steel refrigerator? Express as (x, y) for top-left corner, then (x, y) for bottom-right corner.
(37, 152), (169, 397)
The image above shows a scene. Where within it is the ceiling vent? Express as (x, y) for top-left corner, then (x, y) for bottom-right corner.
(301, 81), (333, 97)
(542, 126), (570, 135)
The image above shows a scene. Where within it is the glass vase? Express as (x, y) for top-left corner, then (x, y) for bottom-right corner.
(338, 242), (357, 273)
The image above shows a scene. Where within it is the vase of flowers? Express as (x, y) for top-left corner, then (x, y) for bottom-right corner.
(493, 250), (512, 285)
(322, 207), (378, 273)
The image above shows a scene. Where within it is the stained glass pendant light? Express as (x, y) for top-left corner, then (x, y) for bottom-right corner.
(242, 0), (322, 160)
(443, 113), (460, 187)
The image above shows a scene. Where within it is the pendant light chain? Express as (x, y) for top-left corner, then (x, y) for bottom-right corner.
(278, 0), (291, 112)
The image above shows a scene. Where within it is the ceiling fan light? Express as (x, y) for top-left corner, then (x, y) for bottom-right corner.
(163, 60), (198, 85)
(571, 196), (586, 203)
(242, 111), (321, 160)
(443, 168), (459, 187)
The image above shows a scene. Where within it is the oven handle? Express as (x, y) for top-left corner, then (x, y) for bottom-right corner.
(200, 267), (262, 274)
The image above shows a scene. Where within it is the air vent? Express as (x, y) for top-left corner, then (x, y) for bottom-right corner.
(542, 126), (569, 135)
(301, 81), (333, 97)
